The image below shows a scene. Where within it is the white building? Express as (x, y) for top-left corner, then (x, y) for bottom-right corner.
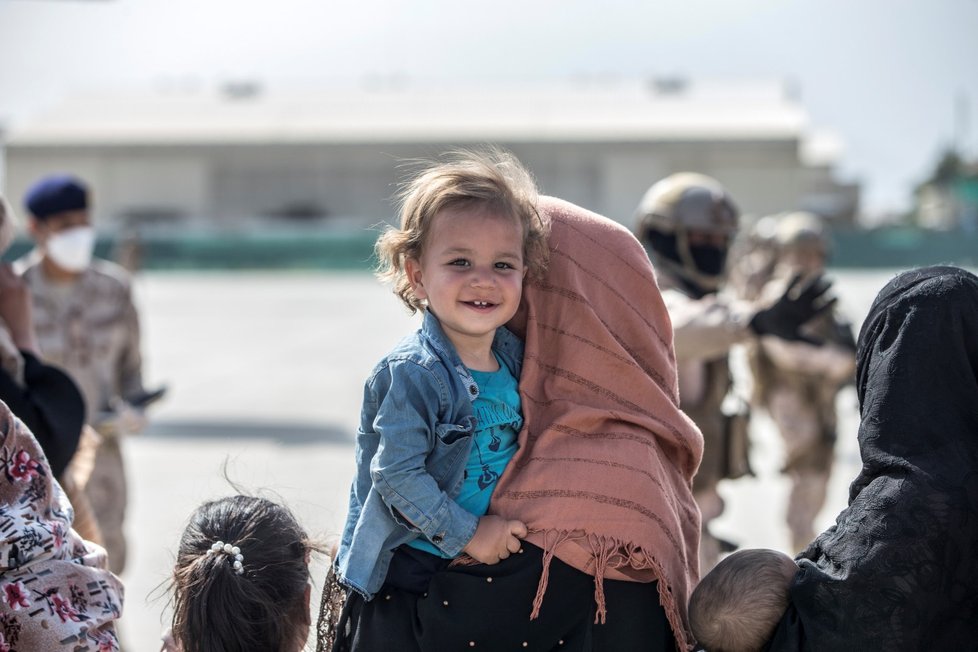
(2, 78), (858, 232)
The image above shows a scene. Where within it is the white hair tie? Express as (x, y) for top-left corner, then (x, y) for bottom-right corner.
(206, 540), (245, 575)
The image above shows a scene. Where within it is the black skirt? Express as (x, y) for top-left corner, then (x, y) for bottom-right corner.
(331, 542), (675, 652)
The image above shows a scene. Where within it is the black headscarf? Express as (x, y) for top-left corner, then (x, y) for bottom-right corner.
(767, 265), (978, 650)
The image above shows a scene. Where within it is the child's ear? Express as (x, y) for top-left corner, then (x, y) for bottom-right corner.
(405, 258), (427, 300)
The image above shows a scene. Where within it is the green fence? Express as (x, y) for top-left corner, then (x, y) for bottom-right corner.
(4, 231), (381, 271)
(830, 227), (978, 268)
(5, 226), (976, 271)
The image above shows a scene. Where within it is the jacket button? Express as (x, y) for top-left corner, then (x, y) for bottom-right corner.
(432, 534), (444, 543)
(469, 385), (477, 395)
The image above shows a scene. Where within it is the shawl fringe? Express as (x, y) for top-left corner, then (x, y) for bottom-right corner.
(529, 528), (690, 651)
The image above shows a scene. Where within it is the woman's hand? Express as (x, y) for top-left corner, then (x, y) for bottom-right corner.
(462, 515), (527, 564)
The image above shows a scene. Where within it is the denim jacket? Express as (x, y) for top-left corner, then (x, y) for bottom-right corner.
(335, 311), (524, 599)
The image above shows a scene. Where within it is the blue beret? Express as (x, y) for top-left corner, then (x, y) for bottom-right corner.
(24, 174), (89, 219)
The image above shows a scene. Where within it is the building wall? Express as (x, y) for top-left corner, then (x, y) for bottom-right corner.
(4, 138), (854, 233)
(5, 147), (209, 228)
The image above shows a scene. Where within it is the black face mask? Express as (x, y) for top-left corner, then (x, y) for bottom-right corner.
(644, 231), (728, 276)
(642, 230), (727, 298)
(689, 244), (727, 277)
(645, 230), (681, 265)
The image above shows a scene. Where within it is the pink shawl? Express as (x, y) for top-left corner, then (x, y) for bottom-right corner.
(493, 197), (702, 650)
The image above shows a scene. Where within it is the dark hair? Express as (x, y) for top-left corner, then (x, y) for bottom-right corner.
(169, 495), (314, 652)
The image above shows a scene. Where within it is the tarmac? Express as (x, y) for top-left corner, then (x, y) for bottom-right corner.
(116, 268), (896, 650)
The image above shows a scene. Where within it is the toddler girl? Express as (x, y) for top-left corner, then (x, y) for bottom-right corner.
(329, 148), (549, 650)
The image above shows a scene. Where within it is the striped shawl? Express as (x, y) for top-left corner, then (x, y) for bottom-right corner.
(493, 196), (703, 650)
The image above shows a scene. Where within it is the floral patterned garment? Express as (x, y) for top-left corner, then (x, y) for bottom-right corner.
(0, 399), (124, 651)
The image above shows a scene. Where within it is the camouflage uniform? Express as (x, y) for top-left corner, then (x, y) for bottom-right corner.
(747, 213), (856, 551)
(20, 254), (146, 574)
(633, 173), (748, 574)
(658, 274), (757, 572)
(727, 215), (781, 302)
(635, 178), (836, 573)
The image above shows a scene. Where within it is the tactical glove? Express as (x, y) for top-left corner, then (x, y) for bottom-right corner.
(749, 274), (836, 344)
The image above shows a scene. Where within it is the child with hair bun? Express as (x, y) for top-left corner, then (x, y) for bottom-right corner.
(163, 495), (320, 652)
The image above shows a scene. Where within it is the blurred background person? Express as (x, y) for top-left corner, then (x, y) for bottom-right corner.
(726, 214), (781, 303)
(633, 173), (834, 573)
(17, 173), (166, 575)
(0, 193), (83, 477)
(745, 211), (856, 552)
(0, 194), (102, 545)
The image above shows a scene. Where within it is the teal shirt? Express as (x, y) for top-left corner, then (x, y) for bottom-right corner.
(408, 358), (522, 558)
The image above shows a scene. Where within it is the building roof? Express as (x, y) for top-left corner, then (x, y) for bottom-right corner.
(6, 77), (811, 147)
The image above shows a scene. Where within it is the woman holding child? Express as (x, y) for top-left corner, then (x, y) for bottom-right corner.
(321, 149), (703, 652)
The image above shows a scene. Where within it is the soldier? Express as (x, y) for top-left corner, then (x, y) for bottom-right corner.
(19, 174), (165, 575)
(633, 173), (834, 573)
(748, 212), (856, 552)
(0, 193), (104, 546)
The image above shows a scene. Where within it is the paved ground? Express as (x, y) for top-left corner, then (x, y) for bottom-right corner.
(115, 269), (897, 650)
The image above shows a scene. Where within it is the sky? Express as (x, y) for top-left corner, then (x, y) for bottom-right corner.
(1, 0), (977, 217)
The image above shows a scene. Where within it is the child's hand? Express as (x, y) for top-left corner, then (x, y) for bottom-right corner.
(462, 515), (527, 565)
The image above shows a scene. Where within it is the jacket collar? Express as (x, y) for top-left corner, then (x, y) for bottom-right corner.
(420, 310), (479, 401)
(418, 310), (523, 402)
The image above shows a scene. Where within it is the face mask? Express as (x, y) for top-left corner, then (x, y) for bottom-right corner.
(689, 243), (727, 277)
(46, 225), (95, 272)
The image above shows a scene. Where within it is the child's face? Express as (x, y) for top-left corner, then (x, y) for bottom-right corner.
(406, 205), (526, 359)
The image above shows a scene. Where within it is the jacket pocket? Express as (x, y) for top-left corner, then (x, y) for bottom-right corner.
(433, 421), (471, 446)
(428, 423), (473, 488)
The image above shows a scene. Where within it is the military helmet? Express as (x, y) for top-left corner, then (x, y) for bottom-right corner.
(634, 172), (739, 295)
(635, 172), (738, 236)
(774, 211), (828, 254)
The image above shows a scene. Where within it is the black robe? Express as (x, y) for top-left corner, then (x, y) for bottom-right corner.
(767, 266), (978, 651)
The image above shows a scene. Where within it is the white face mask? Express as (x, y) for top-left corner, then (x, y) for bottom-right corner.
(46, 225), (96, 272)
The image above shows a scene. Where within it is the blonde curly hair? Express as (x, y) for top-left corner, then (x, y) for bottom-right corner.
(376, 147), (549, 313)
